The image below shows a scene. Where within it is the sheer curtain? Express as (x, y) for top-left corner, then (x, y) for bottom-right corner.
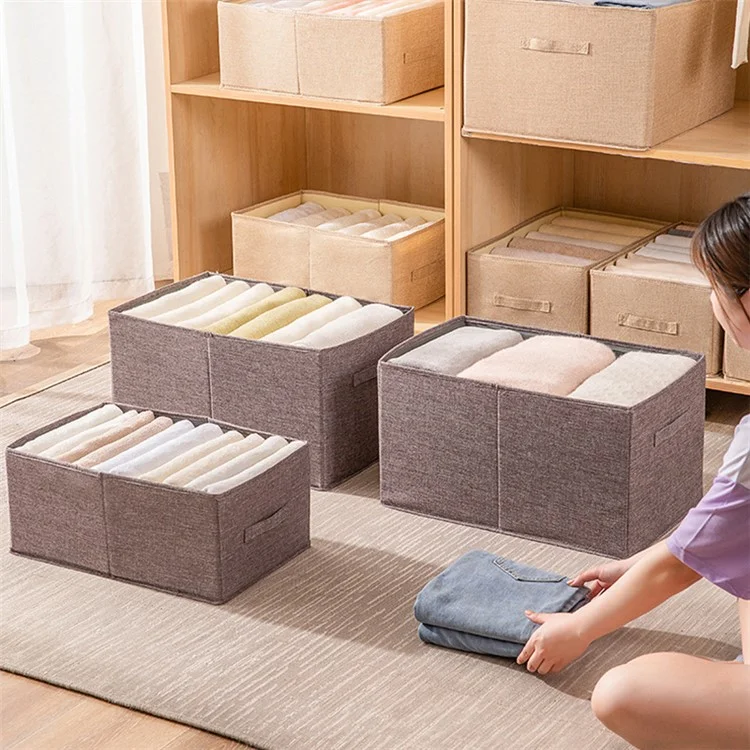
(0, 0), (170, 351)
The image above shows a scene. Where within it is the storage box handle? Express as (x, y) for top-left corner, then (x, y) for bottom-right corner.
(411, 260), (442, 283)
(618, 313), (679, 336)
(493, 294), (552, 314)
(403, 46), (440, 66)
(654, 411), (689, 448)
(244, 503), (289, 542)
(352, 364), (377, 387)
(522, 37), (591, 56)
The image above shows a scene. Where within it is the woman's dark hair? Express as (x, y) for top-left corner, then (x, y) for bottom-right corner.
(692, 193), (750, 297)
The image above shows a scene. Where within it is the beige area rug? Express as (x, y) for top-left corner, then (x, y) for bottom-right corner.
(1, 367), (745, 750)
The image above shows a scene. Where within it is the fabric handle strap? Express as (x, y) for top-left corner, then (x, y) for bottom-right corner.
(411, 260), (442, 283)
(244, 503), (290, 542)
(654, 411), (689, 448)
(493, 294), (552, 313)
(521, 37), (591, 56)
(352, 364), (377, 387)
(617, 313), (679, 336)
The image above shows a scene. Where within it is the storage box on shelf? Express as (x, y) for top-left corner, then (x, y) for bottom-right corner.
(379, 317), (706, 557)
(724, 337), (750, 382)
(466, 208), (666, 333)
(232, 191), (445, 309)
(462, 0), (737, 149)
(6, 405), (310, 604)
(109, 273), (414, 489)
(218, 0), (444, 105)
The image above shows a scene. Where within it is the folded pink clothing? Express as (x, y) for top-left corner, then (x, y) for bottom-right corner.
(525, 231), (622, 254)
(506, 237), (610, 262)
(549, 216), (652, 238)
(457, 335), (616, 396)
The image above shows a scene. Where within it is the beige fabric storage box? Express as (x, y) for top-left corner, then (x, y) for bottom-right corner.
(463, 0), (737, 149)
(218, 0), (444, 104)
(6, 405), (310, 604)
(232, 191), (445, 308)
(467, 208), (666, 333)
(379, 317), (706, 558)
(724, 337), (750, 382)
(109, 273), (414, 489)
(590, 245), (723, 375)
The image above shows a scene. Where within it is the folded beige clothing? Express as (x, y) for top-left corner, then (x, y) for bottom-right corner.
(205, 287), (306, 335)
(336, 214), (402, 236)
(635, 245), (693, 264)
(491, 244), (595, 266)
(76, 416), (174, 469)
(153, 280), (250, 326)
(294, 303), (402, 348)
(653, 234), (692, 249)
(263, 296), (362, 344)
(607, 256), (709, 286)
(525, 231), (622, 254)
(361, 217), (426, 240)
(41, 410), (142, 460)
(230, 294), (332, 340)
(458, 335), (616, 396)
(549, 216), (652, 238)
(126, 276), (226, 320)
(268, 202), (324, 223)
(19, 404), (123, 455)
(293, 207), (350, 227)
(506, 237), (612, 262)
(537, 224), (634, 247)
(179, 283), (275, 330)
(318, 209), (381, 231)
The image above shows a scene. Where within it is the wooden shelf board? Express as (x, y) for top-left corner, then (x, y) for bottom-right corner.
(171, 73), (445, 122)
(706, 375), (750, 396)
(462, 101), (750, 169)
(415, 297), (446, 333)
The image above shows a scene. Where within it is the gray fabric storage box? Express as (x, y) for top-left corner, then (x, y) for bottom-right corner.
(379, 317), (706, 557)
(109, 273), (415, 489)
(6, 404), (310, 603)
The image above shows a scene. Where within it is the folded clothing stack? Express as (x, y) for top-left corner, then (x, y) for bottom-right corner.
(124, 275), (404, 347)
(267, 201), (434, 241)
(19, 404), (303, 494)
(414, 551), (588, 658)
(244, 0), (440, 17)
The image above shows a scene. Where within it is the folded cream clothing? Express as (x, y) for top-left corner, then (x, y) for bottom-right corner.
(337, 214), (402, 236)
(19, 404), (123, 455)
(607, 256), (709, 285)
(262, 295), (362, 343)
(391, 326), (523, 375)
(186, 436), (289, 491)
(549, 216), (651, 238)
(92, 419), (193, 473)
(733, 0), (750, 68)
(205, 287), (306, 335)
(490, 246), (595, 266)
(54, 411), (156, 464)
(230, 294), (332, 340)
(139, 430), (245, 483)
(458, 335), (616, 396)
(153, 280), (250, 326)
(506, 237), (611, 262)
(204, 441), (305, 494)
(361, 217), (426, 240)
(111, 423), (224, 479)
(389, 220), (437, 241)
(76, 416), (174, 469)
(525, 231), (622, 254)
(164, 433), (265, 487)
(537, 224), (633, 246)
(293, 207), (350, 227)
(268, 202), (324, 222)
(126, 275), (226, 320)
(41, 410), (142, 460)
(179, 284), (275, 330)
(569, 351), (695, 406)
(294, 303), (402, 348)
(317, 209), (381, 231)
(653, 234), (692, 249)
(635, 245), (693, 264)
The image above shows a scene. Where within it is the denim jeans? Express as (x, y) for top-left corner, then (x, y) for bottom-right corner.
(414, 550), (589, 658)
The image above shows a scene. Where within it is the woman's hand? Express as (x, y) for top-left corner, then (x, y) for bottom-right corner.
(567, 558), (635, 598)
(516, 612), (591, 675)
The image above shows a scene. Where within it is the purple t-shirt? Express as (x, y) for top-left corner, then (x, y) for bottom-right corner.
(667, 414), (750, 600)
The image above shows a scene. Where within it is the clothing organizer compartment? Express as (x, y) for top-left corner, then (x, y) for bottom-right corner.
(218, 0), (444, 104)
(109, 273), (414, 489)
(6, 405), (310, 603)
(462, 0), (737, 149)
(232, 191), (445, 309)
(379, 317), (706, 557)
(466, 208), (667, 333)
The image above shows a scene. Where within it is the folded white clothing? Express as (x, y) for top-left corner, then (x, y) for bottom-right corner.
(635, 245), (693, 264)
(294, 303), (402, 349)
(262, 295), (362, 343)
(361, 216), (426, 240)
(164, 433), (265, 487)
(152, 280), (250, 326)
(336, 214), (402, 236)
(92, 419), (192, 473)
(569, 351), (696, 407)
(389, 220), (437, 241)
(653, 234), (693, 249)
(549, 216), (652, 238)
(607, 256), (709, 286)
(41, 410), (142, 460)
(204, 441), (305, 494)
(179, 284), (276, 330)
(293, 207), (351, 227)
(126, 276), (226, 320)
(139, 430), (245, 483)
(268, 202), (324, 223)
(19, 404), (123, 455)
(317, 209), (381, 231)
(111, 423), (224, 478)
(186, 435), (288, 491)
(525, 231), (622, 254)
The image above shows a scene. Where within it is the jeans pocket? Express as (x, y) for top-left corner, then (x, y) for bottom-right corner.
(493, 557), (566, 583)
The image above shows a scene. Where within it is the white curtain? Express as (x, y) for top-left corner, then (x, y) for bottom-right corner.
(0, 0), (170, 351)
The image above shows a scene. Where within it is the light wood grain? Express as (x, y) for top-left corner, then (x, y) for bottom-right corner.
(163, 0), (219, 84)
(705, 375), (750, 396)
(415, 297), (446, 332)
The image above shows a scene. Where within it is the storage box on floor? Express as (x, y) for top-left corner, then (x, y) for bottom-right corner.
(379, 317), (706, 558)
(232, 191), (445, 309)
(109, 273), (414, 489)
(6, 405), (310, 603)
(467, 208), (667, 333)
(218, 0), (444, 104)
(463, 0), (737, 149)
(590, 227), (723, 375)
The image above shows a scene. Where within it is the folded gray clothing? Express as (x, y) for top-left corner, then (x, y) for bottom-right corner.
(667, 227), (695, 238)
(389, 326), (523, 376)
(414, 551), (589, 657)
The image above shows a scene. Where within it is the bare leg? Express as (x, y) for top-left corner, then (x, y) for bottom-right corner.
(591, 652), (750, 750)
